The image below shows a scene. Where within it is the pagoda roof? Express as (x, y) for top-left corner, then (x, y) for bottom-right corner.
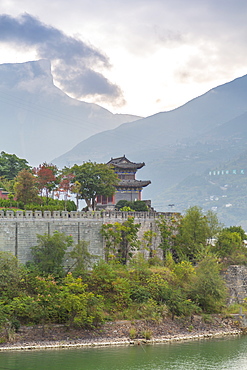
(107, 155), (145, 170)
(117, 179), (151, 188)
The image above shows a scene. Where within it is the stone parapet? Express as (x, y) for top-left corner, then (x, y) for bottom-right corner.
(0, 210), (175, 220)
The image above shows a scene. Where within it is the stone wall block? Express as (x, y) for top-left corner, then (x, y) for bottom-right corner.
(34, 211), (42, 218)
(53, 211), (61, 218)
(44, 211), (51, 218)
(16, 211), (24, 219)
(6, 210), (14, 218)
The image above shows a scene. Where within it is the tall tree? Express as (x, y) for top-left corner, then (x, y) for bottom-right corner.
(212, 229), (247, 264)
(57, 169), (75, 210)
(71, 162), (119, 210)
(174, 206), (221, 262)
(0, 251), (23, 300)
(14, 169), (39, 205)
(157, 215), (179, 260)
(223, 226), (247, 241)
(189, 256), (227, 312)
(68, 240), (94, 275)
(31, 231), (73, 276)
(0, 151), (30, 180)
(101, 217), (140, 264)
(33, 163), (59, 199)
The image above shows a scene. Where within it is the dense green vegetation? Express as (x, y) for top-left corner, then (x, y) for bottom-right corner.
(0, 207), (247, 342)
(0, 151), (30, 180)
(0, 250), (227, 340)
(0, 152), (247, 341)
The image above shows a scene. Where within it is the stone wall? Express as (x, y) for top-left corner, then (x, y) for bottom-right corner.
(0, 210), (173, 264)
(1, 210), (247, 306)
(223, 265), (247, 305)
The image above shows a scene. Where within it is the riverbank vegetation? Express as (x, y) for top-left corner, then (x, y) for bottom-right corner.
(0, 206), (247, 343)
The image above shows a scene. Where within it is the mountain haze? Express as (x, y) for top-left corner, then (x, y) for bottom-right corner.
(0, 60), (140, 166)
(54, 74), (247, 164)
(53, 74), (247, 227)
(1, 59), (247, 226)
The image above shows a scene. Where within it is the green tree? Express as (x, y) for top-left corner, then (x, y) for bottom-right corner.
(68, 240), (95, 275)
(101, 217), (141, 265)
(115, 200), (129, 210)
(213, 229), (247, 264)
(30, 231), (73, 276)
(14, 169), (39, 205)
(0, 177), (15, 194)
(0, 252), (23, 301)
(223, 226), (247, 241)
(189, 256), (227, 312)
(206, 210), (223, 239)
(0, 151), (30, 180)
(71, 162), (119, 210)
(175, 206), (221, 262)
(157, 215), (178, 261)
(142, 230), (158, 259)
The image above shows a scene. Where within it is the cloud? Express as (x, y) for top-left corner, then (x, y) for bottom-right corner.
(0, 13), (125, 106)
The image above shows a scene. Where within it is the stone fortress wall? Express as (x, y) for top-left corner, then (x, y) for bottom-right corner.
(1, 209), (247, 306)
(0, 210), (173, 264)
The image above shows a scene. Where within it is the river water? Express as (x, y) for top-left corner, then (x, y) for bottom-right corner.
(1, 335), (247, 370)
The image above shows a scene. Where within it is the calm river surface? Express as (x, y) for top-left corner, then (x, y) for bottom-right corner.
(1, 335), (247, 370)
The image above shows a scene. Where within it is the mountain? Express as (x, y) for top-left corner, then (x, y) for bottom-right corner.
(54, 74), (247, 163)
(0, 59), (141, 166)
(53, 74), (247, 227)
(162, 148), (247, 229)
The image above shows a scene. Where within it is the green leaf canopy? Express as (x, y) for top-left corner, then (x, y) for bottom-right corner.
(71, 162), (119, 210)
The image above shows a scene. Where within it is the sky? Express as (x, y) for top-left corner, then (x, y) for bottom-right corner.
(0, 0), (247, 117)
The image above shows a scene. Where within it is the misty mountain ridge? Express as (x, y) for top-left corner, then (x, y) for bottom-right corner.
(0, 59), (141, 166)
(1, 59), (247, 226)
(54, 73), (247, 165)
(53, 73), (247, 227)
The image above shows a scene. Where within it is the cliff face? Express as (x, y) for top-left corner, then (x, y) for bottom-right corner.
(0, 59), (140, 166)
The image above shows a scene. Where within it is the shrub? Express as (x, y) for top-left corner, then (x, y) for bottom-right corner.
(129, 327), (137, 339)
(141, 329), (152, 340)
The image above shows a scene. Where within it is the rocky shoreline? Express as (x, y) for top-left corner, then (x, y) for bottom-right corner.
(0, 315), (243, 352)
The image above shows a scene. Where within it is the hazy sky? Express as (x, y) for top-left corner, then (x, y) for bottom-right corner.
(0, 0), (247, 116)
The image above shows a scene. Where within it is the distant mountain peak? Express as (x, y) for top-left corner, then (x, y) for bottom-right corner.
(0, 59), (53, 90)
(0, 59), (141, 166)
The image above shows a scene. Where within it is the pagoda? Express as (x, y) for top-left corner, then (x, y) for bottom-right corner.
(96, 155), (151, 209)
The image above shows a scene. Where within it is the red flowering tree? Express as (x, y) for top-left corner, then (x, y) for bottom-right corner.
(57, 170), (75, 210)
(33, 163), (59, 200)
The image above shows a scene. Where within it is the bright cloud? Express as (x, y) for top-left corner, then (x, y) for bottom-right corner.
(0, 1), (247, 116)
